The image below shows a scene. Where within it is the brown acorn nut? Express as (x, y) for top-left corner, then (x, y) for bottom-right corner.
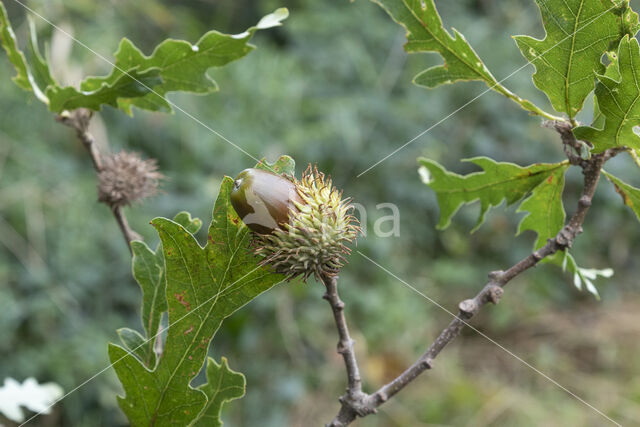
(230, 168), (302, 234)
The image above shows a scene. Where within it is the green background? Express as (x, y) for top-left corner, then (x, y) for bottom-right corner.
(1, 0), (639, 425)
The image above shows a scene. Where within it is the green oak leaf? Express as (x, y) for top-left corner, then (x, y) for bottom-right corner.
(108, 179), (283, 426)
(513, 0), (638, 118)
(255, 154), (296, 176)
(373, 0), (494, 87)
(419, 157), (607, 297)
(128, 211), (203, 369)
(46, 67), (163, 113)
(517, 164), (570, 249)
(574, 36), (640, 152)
(371, 0), (557, 119)
(128, 238), (164, 369)
(591, 52), (620, 129)
(0, 1), (160, 112)
(418, 157), (568, 231)
(193, 357), (245, 427)
(603, 170), (640, 220)
(513, 163), (607, 297)
(0, 2), (48, 103)
(0, 4), (287, 114)
(79, 8), (288, 114)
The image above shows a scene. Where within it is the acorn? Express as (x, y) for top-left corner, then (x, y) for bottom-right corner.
(230, 165), (360, 281)
(230, 168), (302, 234)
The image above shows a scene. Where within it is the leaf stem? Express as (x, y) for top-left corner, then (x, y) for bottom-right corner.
(493, 82), (564, 121)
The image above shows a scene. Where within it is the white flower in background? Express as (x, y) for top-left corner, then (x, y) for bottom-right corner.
(0, 377), (63, 424)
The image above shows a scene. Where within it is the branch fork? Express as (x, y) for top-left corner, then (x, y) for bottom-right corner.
(321, 120), (623, 426)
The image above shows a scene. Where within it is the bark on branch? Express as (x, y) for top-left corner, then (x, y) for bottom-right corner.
(321, 274), (375, 422)
(325, 123), (621, 426)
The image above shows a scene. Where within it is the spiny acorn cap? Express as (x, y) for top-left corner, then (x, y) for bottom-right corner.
(97, 151), (163, 208)
(233, 165), (360, 282)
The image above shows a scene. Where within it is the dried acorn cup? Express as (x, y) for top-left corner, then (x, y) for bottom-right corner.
(230, 165), (360, 281)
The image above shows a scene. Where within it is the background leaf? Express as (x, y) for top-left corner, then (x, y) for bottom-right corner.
(0, 377), (63, 423)
(513, 0), (638, 118)
(418, 157), (568, 231)
(108, 178), (282, 426)
(574, 36), (640, 152)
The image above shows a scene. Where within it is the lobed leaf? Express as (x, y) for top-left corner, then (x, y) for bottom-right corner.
(419, 157), (607, 297)
(514, 0), (638, 118)
(0, 3), (288, 114)
(46, 67), (163, 113)
(574, 36), (640, 152)
(371, 0), (557, 118)
(418, 157), (568, 231)
(0, 1), (161, 111)
(108, 179), (283, 426)
(127, 211), (202, 369)
(78, 8), (289, 114)
(372, 0), (495, 88)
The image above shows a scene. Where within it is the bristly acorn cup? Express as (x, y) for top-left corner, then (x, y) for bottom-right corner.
(230, 165), (360, 281)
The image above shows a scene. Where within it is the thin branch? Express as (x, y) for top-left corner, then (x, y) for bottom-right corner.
(326, 124), (622, 426)
(56, 109), (142, 252)
(321, 274), (374, 423)
(112, 205), (142, 247)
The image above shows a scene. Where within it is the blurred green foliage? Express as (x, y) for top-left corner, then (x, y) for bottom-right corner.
(1, 0), (640, 426)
